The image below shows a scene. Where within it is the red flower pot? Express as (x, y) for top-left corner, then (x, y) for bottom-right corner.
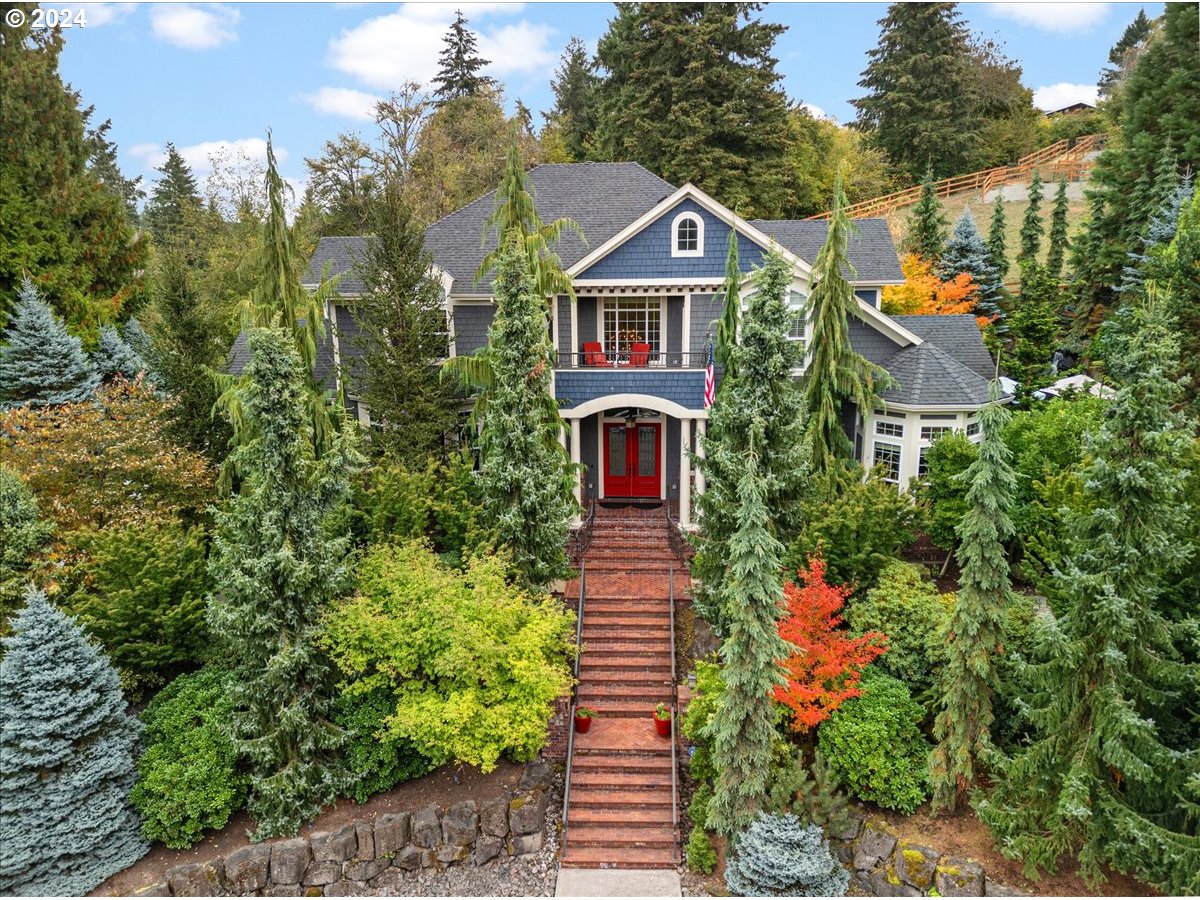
(574, 713), (593, 734)
(653, 714), (671, 737)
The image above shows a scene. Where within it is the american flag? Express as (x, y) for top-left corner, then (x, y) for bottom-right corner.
(703, 341), (716, 409)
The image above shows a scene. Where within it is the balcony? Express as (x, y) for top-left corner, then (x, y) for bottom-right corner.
(553, 349), (711, 412)
(554, 349), (710, 370)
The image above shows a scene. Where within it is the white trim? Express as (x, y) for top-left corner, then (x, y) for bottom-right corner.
(682, 292), (692, 356)
(661, 418), (668, 497)
(573, 277), (725, 288)
(449, 295), (495, 305)
(551, 293), (560, 353)
(562, 393), (708, 422)
(570, 294), (579, 357)
(596, 420), (604, 500)
(671, 211), (704, 258)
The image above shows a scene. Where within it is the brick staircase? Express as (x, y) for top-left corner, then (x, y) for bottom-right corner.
(559, 505), (688, 870)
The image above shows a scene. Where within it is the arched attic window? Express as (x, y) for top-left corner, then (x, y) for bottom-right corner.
(671, 211), (704, 258)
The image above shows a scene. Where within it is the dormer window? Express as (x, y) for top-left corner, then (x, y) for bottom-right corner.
(671, 212), (703, 258)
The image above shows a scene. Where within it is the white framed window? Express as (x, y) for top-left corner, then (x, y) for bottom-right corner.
(875, 419), (904, 438)
(602, 297), (663, 357)
(672, 212), (703, 257)
(786, 290), (807, 343)
(920, 425), (956, 441)
(918, 446), (930, 478)
(873, 441), (902, 483)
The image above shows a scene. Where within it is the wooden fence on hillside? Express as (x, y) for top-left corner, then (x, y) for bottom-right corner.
(806, 133), (1106, 221)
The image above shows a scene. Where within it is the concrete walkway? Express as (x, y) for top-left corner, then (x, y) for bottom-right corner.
(555, 868), (682, 897)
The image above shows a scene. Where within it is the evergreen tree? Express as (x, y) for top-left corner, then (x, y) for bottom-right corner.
(1166, 185), (1200, 409)
(546, 36), (599, 161)
(705, 433), (791, 838)
(978, 297), (1200, 894)
(432, 10), (496, 102)
(0, 278), (99, 408)
(83, 112), (144, 221)
(904, 167), (949, 263)
(1008, 262), (1059, 395)
(96, 323), (145, 382)
(693, 251), (809, 636)
(1098, 7), (1152, 100)
(803, 174), (891, 487)
(986, 196), (1009, 282)
(474, 235), (574, 589)
(942, 207), (1002, 319)
(853, 2), (977, 180)
(1018, 169), (1043, 265)
(714, 227), (741, 373)
(207, 328), (354, 838)
(144, 145), (202, 245)
(1045, 180), (1070, 280)
(929, 383), (1015, 813)
(0, 466), (53, 630)
(593, 3), (794, 218)
(0, 588), (147, 894)
(351, 184), (458, 463)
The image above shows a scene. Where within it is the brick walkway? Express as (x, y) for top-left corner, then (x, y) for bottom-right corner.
(560, 505), (688, 870)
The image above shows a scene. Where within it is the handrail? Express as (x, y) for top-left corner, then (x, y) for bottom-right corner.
(570, 500), (596, 567)
(561, 561), (586, 855)
(669, 563), (680, 861)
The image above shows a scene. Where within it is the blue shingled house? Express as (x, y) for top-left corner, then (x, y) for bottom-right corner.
(297, 162), (999, 525)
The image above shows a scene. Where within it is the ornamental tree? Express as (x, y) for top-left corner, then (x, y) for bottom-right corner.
(929, 383), (1017, 813)
(882, 253), (977, 317)
(0, 466), (53, 631)
(96, 323), (145, 382)
(775, 557), (887, 732)
(207, 327), (356, 838)
(0, 588), (147, 894)
(0, 278), (99, 408)
(942, 208), (1003, 320)
(1017, 169), (1044, 265)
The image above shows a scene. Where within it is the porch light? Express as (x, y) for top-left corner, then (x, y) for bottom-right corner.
(624, 414), (637, 430)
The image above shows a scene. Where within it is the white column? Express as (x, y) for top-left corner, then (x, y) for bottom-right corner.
(569, 417), (582, 508)
(679, 418), (692, 528)
(694, 418), (707, 498)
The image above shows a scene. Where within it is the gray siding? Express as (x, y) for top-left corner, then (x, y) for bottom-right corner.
(580, 414), (599, 503)
(557, 295), (572, 355)
(689, 293), (724, 356)
(555, 370), (708, 411)
(666, 418), (681, 500)
(667, 295), (684, 362)
(452, 304), (494, 356)
(848, 318), (903, 367)
(579, 199), (768, 280)
(578, 296), (598, 347)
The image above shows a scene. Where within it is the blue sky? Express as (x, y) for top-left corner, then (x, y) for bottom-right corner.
(59, 2), (1160, 193)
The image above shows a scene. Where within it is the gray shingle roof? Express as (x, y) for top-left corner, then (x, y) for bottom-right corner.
(878, 342), (994, 407)
(750, 218), (904, 283)
(891, 314), (996, 381)
(306, 236), (371, 294)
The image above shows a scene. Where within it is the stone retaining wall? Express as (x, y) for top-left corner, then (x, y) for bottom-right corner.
(135, 760), (556, 897)
(831, 814), (1025, 898)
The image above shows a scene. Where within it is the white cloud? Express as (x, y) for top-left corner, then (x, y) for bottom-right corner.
(128, 138), (284, 173)
(1033, 82), (1099, 112)
(800, 102), (828, 120)
(304, 86), (383, 121)
(150, 4), (239, 50)
(79, 3), (136, 26)
(327, 3), (554, 91)
(988, 3), (1110, 33)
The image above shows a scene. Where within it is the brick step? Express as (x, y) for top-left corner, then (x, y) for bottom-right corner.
(584, 546), (679, 560)
(570, 791), (673, 811)
(569, 770), (673, 790)
(568, 806), (674, 827)
(582, 637), (671, 651)
(587, 538), (673, 551)
(575, 669), (671, 685)
(559, 846), (679, 869)
(585, 599), (673, 612)
(572, 752), (673, 772)
(574, 699), (672, 718)
(565, 823), (676, 848)
(582, 626), (670, 642)
(578, 660), (672, 676)
(582, 562), (678, 575)
(577, 683), (673, 701)
(581, 614), (671, 628)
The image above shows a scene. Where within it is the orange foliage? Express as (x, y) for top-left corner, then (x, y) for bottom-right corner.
(882, 253), (977, 316)
(774, 557), (888, 732)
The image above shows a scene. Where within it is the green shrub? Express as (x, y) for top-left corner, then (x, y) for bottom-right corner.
(322, 542), (573, 771)
(915, 432), (978, 551)
(333, 683), (435, 804)
(682, 659), (724, 785)
(689, 781), (713, 829)
(766, 747), (853, 836)
(786, 473), (925, 591)
(130, 668), (246, 849)
(847, 560), (953, 697)
(685, 825), (718, 875)
(725, 812), (849, 896)
(0, 465), (53, 633)
(818, 671), (930, 814)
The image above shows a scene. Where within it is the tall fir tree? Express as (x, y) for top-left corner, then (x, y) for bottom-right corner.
(986, 196), (1009, 282)
(0, 588), (147, 894)
(207, 328), (355, 839)
(431, 10), (496, 102)
(83, 113), (144, 221)
(976, 298), (1199, 895)
(853, 2), (978, 180)
(474, 235), (574, 589)
(904, 166), (949, 263)
(1008, 262), (1059, 395)
(942, 207), (1003, 319)
(929, 383), (1015, 813)
(1099, 8), (1152, 99)
(714, 227), (741, 373)
(95, 324), (145, 383)
(705, 432), (792, 839)
(143, 143), (202, 248)
(693, 251), (809, 636)
(803, 174), (890, 488)
(593, 3), (794, 218)
(1018, 169), (1044, 266)
(546, 37), (599, 161)
(1045, 180), (1070, 280)
(0, 278), (99, 408)
(351, 184), (458, 462)
(1166, 184), (1200, 410)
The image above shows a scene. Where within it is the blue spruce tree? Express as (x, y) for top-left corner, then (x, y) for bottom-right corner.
(0, 588), (147, 894)
(0, 279), (99, 408)
(96, 324), (146, 382)
(942, 208), (1003, 321)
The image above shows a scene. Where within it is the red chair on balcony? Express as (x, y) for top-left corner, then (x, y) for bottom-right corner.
(629, 342), (651, 367)
(582, 342), (607, 367)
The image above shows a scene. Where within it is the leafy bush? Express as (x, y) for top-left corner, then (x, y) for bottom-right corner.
(322, 542), (573, 772)
(846, 560), (953, 698)
(130, 668), (246, 849)
(916, 432), (978, 551)
(786, 473), (926, 591)
(686, 825), (718, 875)
(689, 780), (713, 830)
(818, 671), (931, 814)
(682, 659), (725, 785)
(62, 518), (210, 695)
(725, 812), (849, 897)
(333, 683), (435, 804)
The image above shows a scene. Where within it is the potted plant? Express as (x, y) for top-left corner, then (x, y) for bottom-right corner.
(653, 703), (672, 737)
(574, 706), (596, 734)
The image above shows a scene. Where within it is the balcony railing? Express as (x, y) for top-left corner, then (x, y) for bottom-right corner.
(555, 349), (710, 369)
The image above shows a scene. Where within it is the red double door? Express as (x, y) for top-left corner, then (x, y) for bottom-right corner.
(603, 422), (661, 498)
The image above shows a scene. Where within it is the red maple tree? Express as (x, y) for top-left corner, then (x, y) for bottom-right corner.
(774, 557), (888, 732)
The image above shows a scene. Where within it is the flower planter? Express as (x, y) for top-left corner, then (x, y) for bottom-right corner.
(574, 709), (595, 733)
(653, 714), (671, 737)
